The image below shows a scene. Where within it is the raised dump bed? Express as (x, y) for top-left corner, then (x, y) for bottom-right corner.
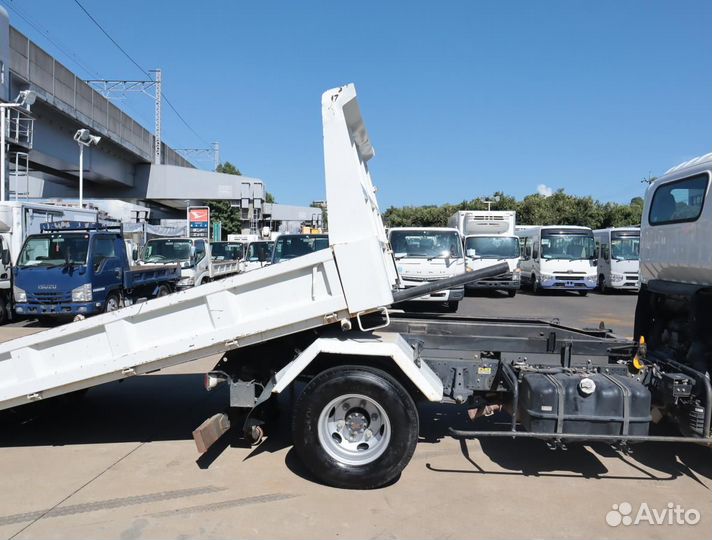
(0, 84), (400, 412)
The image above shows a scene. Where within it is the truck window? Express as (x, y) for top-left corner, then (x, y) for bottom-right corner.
(92, 236), (116, 270)
(211, 242), (244, 261)
(18, 234), (89, 267)
(142, 239), (192, 263)
(465, 237), (519, 259)
(649, 174), (708, 225)
(390, 231), (462, 259)
(195, 241), (206, 261)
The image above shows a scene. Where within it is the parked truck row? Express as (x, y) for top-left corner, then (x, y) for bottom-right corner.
(0, 85), (705, 492)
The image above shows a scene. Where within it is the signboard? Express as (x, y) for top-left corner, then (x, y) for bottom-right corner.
(187, 206), (210, 239)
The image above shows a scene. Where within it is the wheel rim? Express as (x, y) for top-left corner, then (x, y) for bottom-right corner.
(317, 393), (391, 466)
(158, 287), (169, 297)
(106, 296), (119, 311)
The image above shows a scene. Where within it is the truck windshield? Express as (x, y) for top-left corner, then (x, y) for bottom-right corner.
(211, 242), (243, 261)
(247, 242), (274, 262)
(465, 236), (519, 259)
(541, 233), (596, 260)
(142, 239), (192, 263)
(273, 236), (328, 263)
(18, 234), (90, 267)
(390, 230), (463, 259)
(610, 235), (640, 261)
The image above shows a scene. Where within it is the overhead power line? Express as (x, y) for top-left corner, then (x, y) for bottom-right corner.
(72, 0), (209, 146)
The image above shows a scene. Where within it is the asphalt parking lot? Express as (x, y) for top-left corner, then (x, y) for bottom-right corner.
(0, 291), (709, 540)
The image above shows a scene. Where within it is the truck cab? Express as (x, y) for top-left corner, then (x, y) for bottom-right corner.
(448, 210), (521, 297)
(243, 240), (274, 272)
(388, 227), (465, 310)
(210, 241), (244, 262)
(271, 234), (329, 264)
(636, 154), (711, 381)
(140, 237), (209, 289)
(13, 225), (131, 317)
(593, 227), (640, 292)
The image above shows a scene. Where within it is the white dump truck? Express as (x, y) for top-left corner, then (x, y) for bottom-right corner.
(593, 227), (640, 292)
(139, 237), (241, 289)
(448, 210), (521, 297)
(0, 86), (709, 491)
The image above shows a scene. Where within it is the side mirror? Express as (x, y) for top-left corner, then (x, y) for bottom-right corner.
(1, 249), (10, 266)
(132, 249), (138, 262)
(466, 248), (477, 258)
(257, 251), (267, 262)
(190, 246), (196, 258)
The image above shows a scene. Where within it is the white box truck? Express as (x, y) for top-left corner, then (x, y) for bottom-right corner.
(516, 225), (598, 295)
(448, 210), (521, 297)
(593, 227), (640, 292)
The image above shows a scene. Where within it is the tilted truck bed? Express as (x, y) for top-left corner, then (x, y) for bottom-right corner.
(124, 263), (181, 289)
(209, 259), (241, 279)
(0, 84), (400, 411)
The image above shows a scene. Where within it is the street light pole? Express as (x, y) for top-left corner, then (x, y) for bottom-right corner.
(78, 142), (84, 207)
(73, 128), (101, 208)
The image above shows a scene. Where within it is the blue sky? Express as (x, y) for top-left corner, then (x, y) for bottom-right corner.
(4, 0), (710, 208)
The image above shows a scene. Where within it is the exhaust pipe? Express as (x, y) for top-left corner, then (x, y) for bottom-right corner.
(392, 261), (510, 303)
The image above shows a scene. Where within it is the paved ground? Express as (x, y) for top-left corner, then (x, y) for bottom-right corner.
(0, 292), (709, 539)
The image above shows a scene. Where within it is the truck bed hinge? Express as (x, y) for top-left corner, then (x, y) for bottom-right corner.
(121, 367), (136, 376)
(27, 392), (42, 401)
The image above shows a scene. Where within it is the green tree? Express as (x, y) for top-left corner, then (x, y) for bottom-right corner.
(209, 161), (243, 238)
(383, 189), (644, 229)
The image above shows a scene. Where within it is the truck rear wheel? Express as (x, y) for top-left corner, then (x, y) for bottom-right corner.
(507, 289), (517, 298)
(0, 296), (8, 324)
(292, 366), (419, 489)
(156, 285), (171, 297)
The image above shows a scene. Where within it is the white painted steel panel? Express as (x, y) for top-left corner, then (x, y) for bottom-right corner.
(0, 83), (402, 411)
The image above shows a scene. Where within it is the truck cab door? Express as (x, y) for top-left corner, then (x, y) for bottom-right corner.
(194, 240), (208, 283)
(91, 235), (122, 304)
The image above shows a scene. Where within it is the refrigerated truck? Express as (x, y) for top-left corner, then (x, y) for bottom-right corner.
(0, 86), (710, 492)
(447, 210), (521, 296)
(593, 227), (640, 292)
(516, 225), (598, 295)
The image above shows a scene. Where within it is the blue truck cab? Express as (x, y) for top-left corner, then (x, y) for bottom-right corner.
(13, 222), (180, 318)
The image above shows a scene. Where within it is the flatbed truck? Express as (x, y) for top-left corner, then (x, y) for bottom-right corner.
(0, 86), (709, 490)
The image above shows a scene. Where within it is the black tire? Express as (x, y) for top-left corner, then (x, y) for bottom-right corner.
(532, 275), (541, 294)
(155, 285), (171, 297)
(104, 293), (121, 313)
(598, 275), (608, 294)
(578, 290), (589, 297)
(507, 289), (517, 298)
(0, 296), (8, 325)
(292, 365), (419, 489)
(446, 300), (459, 312)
